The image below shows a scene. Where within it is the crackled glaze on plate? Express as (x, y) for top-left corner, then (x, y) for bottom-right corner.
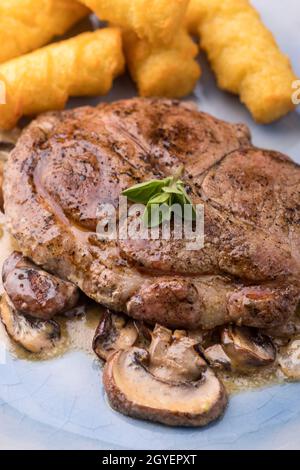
(0, 0), (300, 450)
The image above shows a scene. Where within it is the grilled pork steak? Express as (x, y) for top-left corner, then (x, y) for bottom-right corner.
(4, 99), (300, 329)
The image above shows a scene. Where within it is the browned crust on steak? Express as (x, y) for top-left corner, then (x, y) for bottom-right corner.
(4, 98), (300, 329)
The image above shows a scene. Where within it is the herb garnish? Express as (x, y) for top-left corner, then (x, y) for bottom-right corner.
(122, 166), (196, 227)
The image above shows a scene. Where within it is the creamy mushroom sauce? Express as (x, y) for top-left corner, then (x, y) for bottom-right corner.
(0, 205), (299, 393)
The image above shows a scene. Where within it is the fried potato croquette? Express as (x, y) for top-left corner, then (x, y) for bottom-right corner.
(81, 0), (189, 44)
(123, 29), (201, 98)
(186, 0), (298, 123)
(0, 0), (89, 64)
(0, 29), (124, 130)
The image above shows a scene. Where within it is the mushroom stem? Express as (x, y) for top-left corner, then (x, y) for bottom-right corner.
(93, 310), (139, 361)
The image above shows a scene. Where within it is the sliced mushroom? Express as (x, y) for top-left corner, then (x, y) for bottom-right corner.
(134, 320), (152, 347)
(148, 324), (172, 366)
(93, 310), (139, 360)
(62, 304), (87, 319)
(2, 251), (79, 320)
(103, 328), (227, 427)
(221, 325), (276, 371)
(149, 324), (207, 382)
(188, 328), (214, 348)
(278, 338), (300, 380)
(0, 293), (60, 353)
(204, 344), (232, 371)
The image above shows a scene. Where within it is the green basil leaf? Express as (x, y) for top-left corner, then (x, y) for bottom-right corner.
(143, 202), (171, 228)
(162, 185), (183, 195)
(122, 178), (171, 204)
(172, 192), (186, 207)
(122, 169), (197, 227)
(175, 182), (197, 220)
(175, 180), (187, 192)
(148, 192), (171, 205)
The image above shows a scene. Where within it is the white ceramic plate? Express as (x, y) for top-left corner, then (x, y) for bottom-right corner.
(0, 0), (299, 450)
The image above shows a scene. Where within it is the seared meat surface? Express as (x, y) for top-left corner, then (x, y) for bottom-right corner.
(4, 99), (300, 329)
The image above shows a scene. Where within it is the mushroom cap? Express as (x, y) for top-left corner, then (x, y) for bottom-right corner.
(2, 251), (79, 320)
(221, 325), (276, 371)
(204, 344), (232, 371)
(0, 293), (60, 353)
(93, 311), (139, 360)
(103, 347), (228, 427)
(278, 337), (300, 380)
